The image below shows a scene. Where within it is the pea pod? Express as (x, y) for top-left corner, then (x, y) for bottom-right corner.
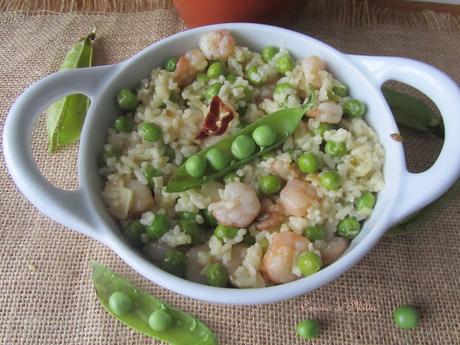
(382, 86), (448, 236)
(382, 86), (443, 138)
(165, 107), (306, 193)
(46, 29), (96, 153)
(91, 262), (217, 345)
(304, 85), (318, 111)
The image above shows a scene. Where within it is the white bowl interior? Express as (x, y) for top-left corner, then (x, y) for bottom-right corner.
(79, 23), (404, 303)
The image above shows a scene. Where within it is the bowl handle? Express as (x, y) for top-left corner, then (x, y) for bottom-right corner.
(349, 54), (460, 223)
(3, 65), (118, 242)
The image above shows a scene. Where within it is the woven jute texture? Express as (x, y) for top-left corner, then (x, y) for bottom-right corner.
(1, 1), (459, 344)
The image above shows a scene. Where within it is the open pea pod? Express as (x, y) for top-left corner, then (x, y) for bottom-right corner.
(91, 262), (217, 345)
(165, 107), (305, 193)
(46, 29), (96, 153)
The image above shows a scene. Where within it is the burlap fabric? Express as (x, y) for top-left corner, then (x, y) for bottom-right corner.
(1, 1), (459, 344)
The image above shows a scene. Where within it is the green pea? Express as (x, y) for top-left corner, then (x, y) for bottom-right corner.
(117, 88), (138, 111)
(344, 99), (366, 118)
(185, 155), (207, 177)
(114, 116), (133, 133)
(332, 83), (348, 97)
(196, 73), (209, 83)
(223, 171), (238, 184)
(393, 305), (420, 329)
(161, 249), (187, 277)
(207, 61), (226, 79)
(205, 263), (229, 287)
(108, 291), (133, 316)
(226, 73), (237, 83)
(242, 232), (256, 246)
(231, 134), (256, 160)
(324, 141), (347, 157)
(337, 216), (361, 239)
(146, 214), (170, 239)
(252, 125), (276, 147)
(275, 54), (295, 74)
(355, 191), (376, 210)
(314, 123), (331, 137)
(262, 45), (279, 62)
(297, 152), (320, 173)
(205, 147), (229, 170)
(304, 225), (327, 241)
(296, 319), (319, 339)
(163, 57), (178, 72)
(237, 105), (247, 117)
(139, 122), (162, 142)
(296, 251), (322, 277)
(214, 224), (238, 240)
(142, 164), (162, 187)
(246, 65), (265, 86)
(204, 82), (223, 100)
(274, 82), (294, 95)
(98, 147), (120, 167)
(258, 175), (282, 195)
(179, 220), (202, 245)
(201, 208), (218, 227)
(320, 171), (341, 191)
(163, 144), (176, 163)
(124, 220), (145, 247)
(243, 87), (253, 102)
(169, 92), (181, 104)
(148, 309), (173, 331)
(177, 211), (198, 221)
(259, 237), (270, 254)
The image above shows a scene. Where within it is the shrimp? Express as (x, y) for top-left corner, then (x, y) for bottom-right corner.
(199, 30), (235, 61)
(256, 198), (285, 231)
(301, 55), (325, 88)
(261, 231), (310, 284)
(312, 101), (343, 124)
(279, 179), (318, 217)
(320, 236), (348, 265)
(185, 48), (208, 71)
(208, 182), (261, 228)
(175, 48), (208, 87)
(126, 179), (154, 216)
(270, 159), (300, 181)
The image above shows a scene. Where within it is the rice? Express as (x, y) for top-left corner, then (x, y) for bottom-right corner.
(159, 225), (191, 247)
(99, 30), (385, 289)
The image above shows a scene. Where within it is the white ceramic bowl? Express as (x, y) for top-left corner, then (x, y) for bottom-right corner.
(4, 23), (460, 305)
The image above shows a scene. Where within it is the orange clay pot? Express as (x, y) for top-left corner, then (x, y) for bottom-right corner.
(172, 0), (284, 27)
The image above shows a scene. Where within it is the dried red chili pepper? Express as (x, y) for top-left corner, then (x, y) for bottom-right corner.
(196, 96), (235, 140)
